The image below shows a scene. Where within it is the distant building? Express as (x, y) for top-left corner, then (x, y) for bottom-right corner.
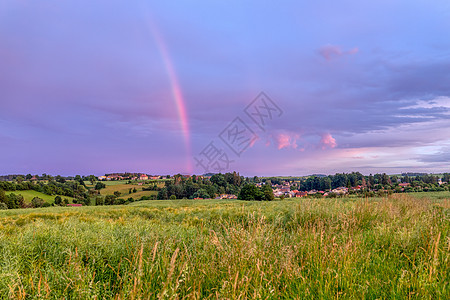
(331, 187), (348, 194)
(295, 191), (308, 198)
(139, 174), (148, 181)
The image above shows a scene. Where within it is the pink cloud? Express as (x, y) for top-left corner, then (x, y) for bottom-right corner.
(318, 45), (359, 61)
(320, 133), (337, 149)
(274, 132), (299, 150)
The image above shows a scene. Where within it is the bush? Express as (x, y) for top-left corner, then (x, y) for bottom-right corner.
(238, 184), (264, 201)
(54, 196), (62, 205)
(31, 197), (45, 208)
(170, 195), (177, 200)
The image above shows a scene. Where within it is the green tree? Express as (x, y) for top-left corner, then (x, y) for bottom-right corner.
(0, 190), (8, 207)
(170, 195), (177, 200)
(31, 197), (45, 208)
(238, 184), (264, 201)
(16, 176), (24, 184)
(89, 175), (97, 185)
(263, 184), (274, 201)
(193, 189), (210, 199)
(54, 196), (62, 205)
(95, 196), (104, 206)
(104, 195), (116, 205)
(95, 182), (106, 190)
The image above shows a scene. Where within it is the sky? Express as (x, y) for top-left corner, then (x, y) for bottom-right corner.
(1, 0), (450, 176)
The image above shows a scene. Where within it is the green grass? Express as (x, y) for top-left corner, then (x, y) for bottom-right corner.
(95, 180), (162, 199)
(6, 190), (74, 204)
(0, 194), (448, 299)
(409, 191), (450, 200)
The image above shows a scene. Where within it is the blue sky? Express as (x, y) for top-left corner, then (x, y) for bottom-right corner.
(1, 0), (450, 176)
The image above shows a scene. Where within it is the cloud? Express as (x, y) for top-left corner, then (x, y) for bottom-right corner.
(318, 45), (359, 61)
(320, 133), (337, 149)
(274, 132), (299, 150)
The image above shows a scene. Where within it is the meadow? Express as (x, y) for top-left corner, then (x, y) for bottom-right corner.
(0, 194), (448, 299)
(86, 180), (160, 200)
(6, 190), (74, 204)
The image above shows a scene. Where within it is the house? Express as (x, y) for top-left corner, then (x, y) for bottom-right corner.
(139, 174), (148, 181)
(280, 186), (291, 193)
(67, 204), (82, 207)
(331, 187), (348, 194)
(352, 185), (362, 191)
(98, 176), (107, 181)
(399, 183), (410, 187)
(219, 194), (238, 199)
(295, 191), (308, 198)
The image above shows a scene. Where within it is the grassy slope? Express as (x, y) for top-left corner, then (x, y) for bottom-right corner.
(97, 180), (162, 199)
(0, 194), (448, 298)
(6, 190), (74, 204)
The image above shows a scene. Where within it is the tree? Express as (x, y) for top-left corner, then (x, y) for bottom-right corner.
(54, 196), (62, 205)
(262, 184), (274, 201)
(0, 190), (8, 207)
(89, 175), (96, 185)
(95, 182), (106, 190)
(55, 175), (66, 183)
(95, 196), (104, 206)
(170, 195), (177, 200)
(31, 197), (45, 208)
(157, 188), (168, 200)
(104, 195), (116, 205)
(113, 191), (121, 197)
(443, 173), (450, 183)
(6, 193), (24, 209)
(238, 184), (263, 201)
(193, 188), (210, 199)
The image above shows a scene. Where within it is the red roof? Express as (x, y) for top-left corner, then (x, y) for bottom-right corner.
(67, 204), (83, 207)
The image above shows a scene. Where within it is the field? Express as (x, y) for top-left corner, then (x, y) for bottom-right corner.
(0, 194), (448, 299)
(86, 180), (161, 200)
(6, 190), (74, 204)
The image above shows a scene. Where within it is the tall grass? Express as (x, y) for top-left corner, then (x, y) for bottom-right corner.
(0, 194), (448, 299)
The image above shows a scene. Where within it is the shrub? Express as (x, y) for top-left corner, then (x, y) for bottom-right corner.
(31, 197), (45, 208)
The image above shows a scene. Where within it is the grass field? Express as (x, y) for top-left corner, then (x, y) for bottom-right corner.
(88, 180), (162, 199)
(6, 190), (74, 204)
(0, 194), (448, 299)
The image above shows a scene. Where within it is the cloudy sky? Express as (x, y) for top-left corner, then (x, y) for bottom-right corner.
(1, 0), (450, 176)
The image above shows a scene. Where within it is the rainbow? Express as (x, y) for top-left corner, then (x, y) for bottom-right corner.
(146, 19), (192, 172)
